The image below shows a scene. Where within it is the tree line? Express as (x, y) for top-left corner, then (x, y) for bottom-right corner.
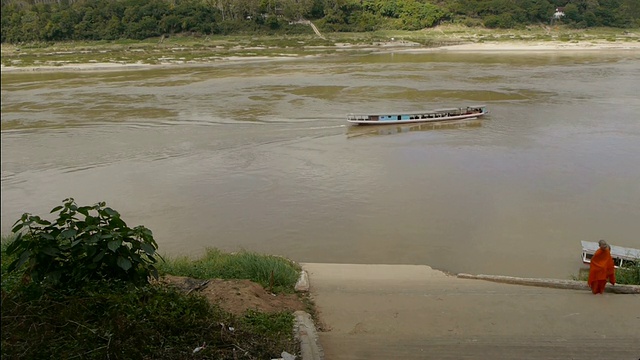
(2, 0), (639, 43)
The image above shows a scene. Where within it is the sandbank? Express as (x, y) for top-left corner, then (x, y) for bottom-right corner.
(1, 40), (639, 73)
(0, 55), (302, 73)
(417, 40), (640, 52)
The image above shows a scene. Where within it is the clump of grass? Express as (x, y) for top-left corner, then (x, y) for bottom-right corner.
(573, 264), (640, 285)
(158, 248), (302, 293)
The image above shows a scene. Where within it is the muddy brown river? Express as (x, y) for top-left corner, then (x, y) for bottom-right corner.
(2, 50), (639, 279)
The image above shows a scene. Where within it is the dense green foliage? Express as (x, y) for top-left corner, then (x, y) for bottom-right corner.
(1, 280), (297, 359)
(2, 0), (639, 43)
(6, 198), (160, 287)
(1, 236), (21, 292)
(612, 263), (640, 285)
(1, 204), (303, 360)
(574, 262), (640, 286)
(159, 247), (302, 293)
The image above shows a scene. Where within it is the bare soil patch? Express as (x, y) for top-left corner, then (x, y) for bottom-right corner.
(158, 275), (307, 316)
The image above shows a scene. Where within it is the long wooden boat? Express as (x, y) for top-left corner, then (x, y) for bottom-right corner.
(347, 105), (489, 125)
(581, 241), (640, 269)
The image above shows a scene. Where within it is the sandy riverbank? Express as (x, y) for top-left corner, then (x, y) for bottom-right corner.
(2, 39), (639, 74)
(0, 56), (300, 73)
(424, 40), (640, 51)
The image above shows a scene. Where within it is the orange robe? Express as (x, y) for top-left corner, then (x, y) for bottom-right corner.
(588, 248), (616, 294)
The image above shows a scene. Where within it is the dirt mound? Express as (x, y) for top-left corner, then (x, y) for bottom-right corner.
(159, 275), (307, 316)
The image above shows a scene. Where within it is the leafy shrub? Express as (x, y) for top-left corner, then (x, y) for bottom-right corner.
(6, 198), (160, 287)
(462, 17), (484, 27)
(1, 235), (21, 293)
(399, 1), (446, 30)
(484, 14), (515, 29)
(615, 263), (640, 285)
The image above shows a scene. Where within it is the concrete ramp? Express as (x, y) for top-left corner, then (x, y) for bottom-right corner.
(302, 263), (640, 360)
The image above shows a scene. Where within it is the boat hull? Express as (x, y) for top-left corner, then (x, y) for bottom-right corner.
(347, 105), (488, 125)
(581, 240), (640, 269)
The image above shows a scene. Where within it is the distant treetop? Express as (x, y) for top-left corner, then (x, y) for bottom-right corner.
(2, 0), (639, 43)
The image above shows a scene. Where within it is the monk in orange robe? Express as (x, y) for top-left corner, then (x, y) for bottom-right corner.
(588, 240), (616, 294)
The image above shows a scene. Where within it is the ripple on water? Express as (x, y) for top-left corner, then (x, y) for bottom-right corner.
(2, 52), (640, 280)
(338, 87), (555, 104)
(346, 119), (483, 139)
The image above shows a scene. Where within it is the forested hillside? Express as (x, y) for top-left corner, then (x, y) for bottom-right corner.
(2, 0), (639, 43)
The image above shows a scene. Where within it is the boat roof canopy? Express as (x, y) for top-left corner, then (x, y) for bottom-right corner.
(466, 105), (487, 108)
(581, 241), (640, 261)
(433, 108), (462, 112)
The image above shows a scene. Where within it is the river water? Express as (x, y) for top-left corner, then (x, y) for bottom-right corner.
(2, 50), (639, 279)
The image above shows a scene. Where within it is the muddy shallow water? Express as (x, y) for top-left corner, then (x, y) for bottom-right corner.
(2, 50), (639, 279)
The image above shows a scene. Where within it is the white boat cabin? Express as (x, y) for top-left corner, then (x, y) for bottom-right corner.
(581, 241), (640, 269)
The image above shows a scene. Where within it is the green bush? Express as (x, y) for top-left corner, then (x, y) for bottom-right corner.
(1, 236), (21, 293)
(462, 17), (484, 27)
(6, 198), (160, 287)
(484, 14), (515, 29)
(1, 200), (302, 359)
(574, 263), (640, 285)
(615, 263), (640, 285)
